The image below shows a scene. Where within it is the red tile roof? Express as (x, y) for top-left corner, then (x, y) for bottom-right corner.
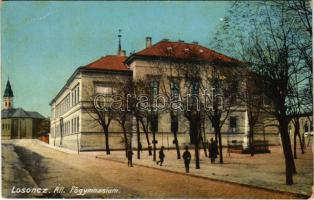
(126, 41), (241, 65)
(84, 55), (129, 71)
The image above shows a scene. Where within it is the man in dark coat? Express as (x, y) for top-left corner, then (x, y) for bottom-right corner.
(213, 139), (218, 159)
(209, 138), (217, 163)
(156, 146), (165, 166)
(127, 149), (133, 167)
(182, 145), (191, 173)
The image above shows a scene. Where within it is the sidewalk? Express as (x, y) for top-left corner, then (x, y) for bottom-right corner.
(2, 139), (79, 154)
(93, 146), (313, 197)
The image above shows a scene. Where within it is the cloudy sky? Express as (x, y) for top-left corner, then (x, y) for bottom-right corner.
(2, 1), (231, 116)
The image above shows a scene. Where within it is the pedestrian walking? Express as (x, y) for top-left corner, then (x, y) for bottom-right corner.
(209, 138), (217, 163)
(127, 149), (133, 167)
(214, 139), (218, 157)
(182, 145), (191, 173)
(156, 146), (165, 166)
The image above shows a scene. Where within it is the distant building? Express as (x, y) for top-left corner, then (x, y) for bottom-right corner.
(1, 79), (47, 139)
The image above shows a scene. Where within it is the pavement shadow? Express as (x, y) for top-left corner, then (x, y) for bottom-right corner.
(13, 145), (63, 198)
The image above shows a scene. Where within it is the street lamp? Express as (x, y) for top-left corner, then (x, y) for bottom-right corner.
(59, 117), (63, 146)
(151, 113), (158, 161)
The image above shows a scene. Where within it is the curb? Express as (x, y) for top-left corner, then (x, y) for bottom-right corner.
(96, 156), (310, 199)
(34, 140), (78, 154)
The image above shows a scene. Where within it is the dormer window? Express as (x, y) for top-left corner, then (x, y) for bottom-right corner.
(184, 48), (190, 52)
(199, 49), (204, 53)
(166, 47), (173, 52)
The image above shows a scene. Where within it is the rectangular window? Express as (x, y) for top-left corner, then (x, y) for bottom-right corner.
(77, 117), (79, 133)
(231, 79), (239, 93)
(95, 85), (113, 94)
(171, 80), (180, 97)
(73, 118), (75, 133)
(229, 117), (237, 130)
(191, 82), (200, 95)
(77, 86), (80, 103)
(74, 90), (77, 105)
(150, 80), (159, 97)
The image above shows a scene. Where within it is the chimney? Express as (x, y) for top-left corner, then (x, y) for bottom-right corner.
(146, 37), (152, 48)
(119, 50), (126, 56)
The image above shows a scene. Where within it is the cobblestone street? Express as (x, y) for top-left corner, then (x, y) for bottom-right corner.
(2, 140), (311, 199)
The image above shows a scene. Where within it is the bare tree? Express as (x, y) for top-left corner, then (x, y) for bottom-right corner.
(210, 0), (312, 185)
(153, 45), (206, 168)
(239, 72), (264, 156)
(84, 94), (115, 155)
(128, 78), (154, 159)
(203, 66), (241, 164)
(113, 78), (134, 157)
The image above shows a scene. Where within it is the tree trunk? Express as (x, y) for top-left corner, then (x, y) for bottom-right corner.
(278, 118), (295, 185)
(136, 119), (141, 159)
(297, 131), (304, 154)
(218, 128), (223, 164)
(192, 120), (200, 169)
(294, 118), (303, 155)
(202, 120), (208, 157)
(140, 120), (152, 156)
(173, 130), (181, 159)
(293, 126), (297, 159)
(145, 131), (152, 156)
(152, 130), (156, 161)
(214, 124), (223, 164)
(104, 127), (110, 155)
(122, 125), (128, 158)
(249, 127), (254, 157)
(200, 135), (208, 157)
(189, 121), (195, 144)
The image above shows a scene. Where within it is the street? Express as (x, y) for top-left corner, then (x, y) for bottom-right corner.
(1, 140), (307, 198)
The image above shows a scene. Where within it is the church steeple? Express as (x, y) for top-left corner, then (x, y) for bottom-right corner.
(3, 79), (14, 109)
(117, 29), (126, 56)
(118, 29), (122, 54)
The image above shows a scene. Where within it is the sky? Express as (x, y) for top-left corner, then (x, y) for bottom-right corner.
(2, 1), (232, 117)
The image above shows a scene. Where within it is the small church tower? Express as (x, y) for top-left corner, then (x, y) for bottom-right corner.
(3, 79), (14, 109)
(117, 29), (126, 56)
